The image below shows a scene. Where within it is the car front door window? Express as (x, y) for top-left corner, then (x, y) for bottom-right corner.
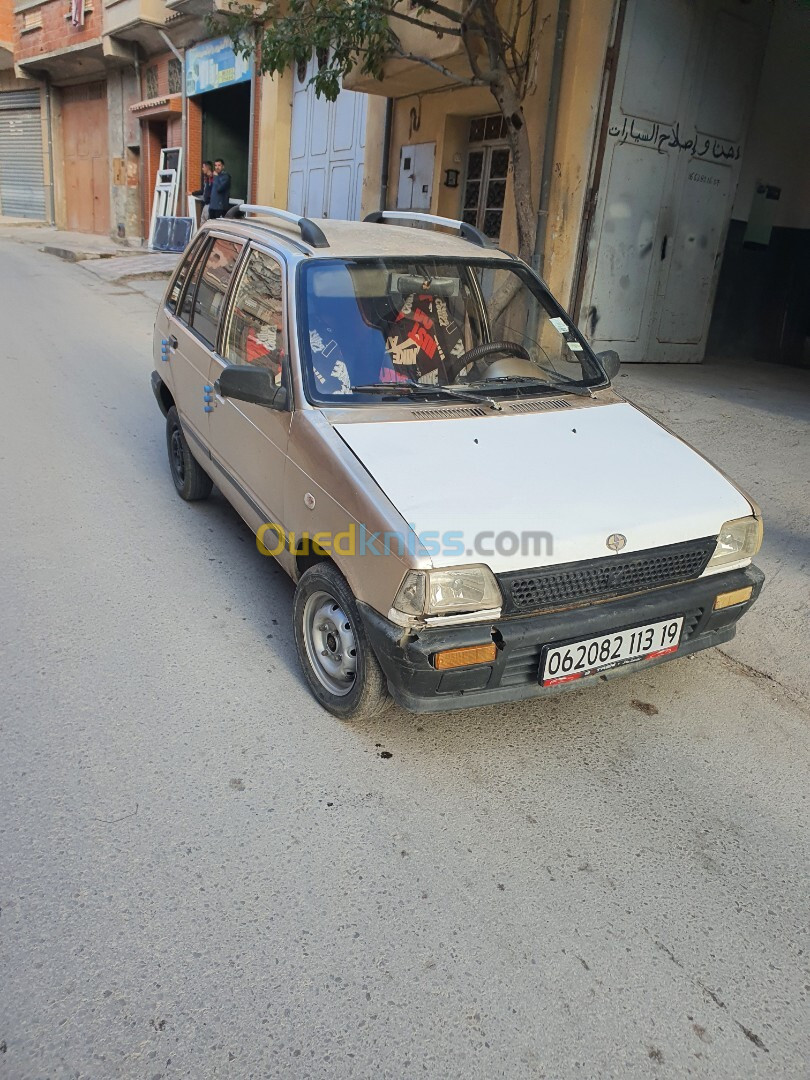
(222, 249), (288, 385)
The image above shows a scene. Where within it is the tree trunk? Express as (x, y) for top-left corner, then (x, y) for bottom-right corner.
(490, 79), (534, 263)
(487, 77), (534, 318)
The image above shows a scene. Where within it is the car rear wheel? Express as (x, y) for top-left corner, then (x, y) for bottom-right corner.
(294, 563), (391, 721)
(166, 406), (213, 501)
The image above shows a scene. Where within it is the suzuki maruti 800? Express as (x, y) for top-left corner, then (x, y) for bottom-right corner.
(151, 207), (763, 719)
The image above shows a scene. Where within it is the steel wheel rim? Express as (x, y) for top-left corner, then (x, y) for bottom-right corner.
(170, 427), (186, 484)
(302, 591), (358, 697)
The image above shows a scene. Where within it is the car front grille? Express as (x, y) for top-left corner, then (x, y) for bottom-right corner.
(499, 606), (706, 687)
(499, 537), (716, 615)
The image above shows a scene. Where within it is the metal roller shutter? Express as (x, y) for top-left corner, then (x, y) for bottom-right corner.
(0, 90), (46, 220)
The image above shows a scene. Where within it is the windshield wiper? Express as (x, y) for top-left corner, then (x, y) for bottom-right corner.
(477, 374), (592, 398)
(351, 379), (503, 411)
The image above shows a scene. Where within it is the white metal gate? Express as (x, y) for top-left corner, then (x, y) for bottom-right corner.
(0, 90), (46, 220)
(288, 54), (367, 220)
(580, 0), (770, 362)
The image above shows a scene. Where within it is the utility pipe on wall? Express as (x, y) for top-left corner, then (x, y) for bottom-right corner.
(247, 64), (256, 203)
(158, 29), (186, 206)
(44, 76), (56, 225)
(531, 0), (570, 279)
(132, 54), (146, 241)
(379, 98), (394, 211)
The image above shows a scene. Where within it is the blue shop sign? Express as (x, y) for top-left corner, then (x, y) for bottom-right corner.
(186, 36), (253, 96)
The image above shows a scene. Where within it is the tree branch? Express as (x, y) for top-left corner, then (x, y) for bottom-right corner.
(390, 42), (485, 85)
(460, 22), (493, 85)
(388, 7), (461, 35)
(407, 0), (465, 24)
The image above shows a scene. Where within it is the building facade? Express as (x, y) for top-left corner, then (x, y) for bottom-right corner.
(6, 0), (156, 236)
(0, 0), (49, 220)
(1, 0), (385, 241)
(350, 0), (809, 367)
(0, 0), (806, 367)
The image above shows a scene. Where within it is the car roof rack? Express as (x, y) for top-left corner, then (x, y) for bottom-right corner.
(363, 210), (491, 248)
(225, 203), (329, 249)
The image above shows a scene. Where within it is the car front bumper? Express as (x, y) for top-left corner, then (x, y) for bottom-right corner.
(359, 564), (764, 713)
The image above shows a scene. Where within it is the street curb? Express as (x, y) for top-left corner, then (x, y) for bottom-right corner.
(40, 245), (116, 263)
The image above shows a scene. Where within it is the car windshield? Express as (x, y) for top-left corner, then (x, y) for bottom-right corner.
(297, 258), (606, 404)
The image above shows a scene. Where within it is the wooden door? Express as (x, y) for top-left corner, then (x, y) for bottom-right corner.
(61, 82), (109, 235)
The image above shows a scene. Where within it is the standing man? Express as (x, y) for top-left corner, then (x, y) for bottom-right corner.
(208, 158), (232, 219)
(192, 161), (214, 223)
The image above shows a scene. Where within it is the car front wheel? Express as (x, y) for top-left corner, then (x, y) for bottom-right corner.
(294, 563), (391, 721)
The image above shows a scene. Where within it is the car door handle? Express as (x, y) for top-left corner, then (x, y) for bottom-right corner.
(660, 235), (668, 261)
(168, 335), (178, 349)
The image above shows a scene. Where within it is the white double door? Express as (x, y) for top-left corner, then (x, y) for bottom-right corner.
(288, 54), (367, 221)
(580, 0), (770, 362)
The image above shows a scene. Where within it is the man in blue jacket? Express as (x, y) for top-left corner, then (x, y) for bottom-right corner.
(208, 158), (231, 219)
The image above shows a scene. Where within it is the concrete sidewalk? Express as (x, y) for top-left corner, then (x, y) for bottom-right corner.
(622, 356), (810, 704)
(0, 219), (178, 280)
(76, 251), (179, 284)
(0, 218), (142, 258)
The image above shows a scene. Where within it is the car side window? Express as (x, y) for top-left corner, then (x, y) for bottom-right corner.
(190, 238), (243, 349)
(178, 239), (209, 325)
(222, 249), (287, 385)
(166, 237), (204, 314)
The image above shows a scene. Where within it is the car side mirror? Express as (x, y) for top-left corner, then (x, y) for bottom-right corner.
(215, 365), (289, 410)
(596, 349), (621, 380)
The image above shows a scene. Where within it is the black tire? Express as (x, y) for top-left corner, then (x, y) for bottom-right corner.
(166, 406), (213, 502)
(293, 562), (391, 721)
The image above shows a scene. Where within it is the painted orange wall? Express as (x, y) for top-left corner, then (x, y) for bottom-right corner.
(0, 0), (13, 46)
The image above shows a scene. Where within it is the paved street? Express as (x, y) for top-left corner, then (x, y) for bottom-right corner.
(1, 239), (808, 1079)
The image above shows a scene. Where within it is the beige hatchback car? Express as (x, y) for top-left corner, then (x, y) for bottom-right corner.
(151, 206), (763, 719)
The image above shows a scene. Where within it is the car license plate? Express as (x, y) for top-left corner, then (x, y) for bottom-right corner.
(541, 616), (684, 687)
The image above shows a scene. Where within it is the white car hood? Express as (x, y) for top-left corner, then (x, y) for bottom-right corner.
(333, 401), (752, 573)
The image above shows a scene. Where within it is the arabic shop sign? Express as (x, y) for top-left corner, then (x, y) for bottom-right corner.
(608, 118), (740, 161)
(185, 36), (253, 96)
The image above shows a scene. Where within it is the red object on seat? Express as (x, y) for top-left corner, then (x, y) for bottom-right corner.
(381, 292), (465, 383)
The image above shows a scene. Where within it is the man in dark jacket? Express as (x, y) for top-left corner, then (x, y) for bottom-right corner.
(208, 159), (231, 219)
(192, 161), (214, 222)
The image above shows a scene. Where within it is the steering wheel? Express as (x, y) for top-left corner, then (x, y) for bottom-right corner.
(457, 341), (531, 381)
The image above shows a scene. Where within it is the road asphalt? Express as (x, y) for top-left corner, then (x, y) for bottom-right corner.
(1, 240), (808, 1079)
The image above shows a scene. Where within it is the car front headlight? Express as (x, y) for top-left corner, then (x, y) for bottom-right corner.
(392, 565), (503, 618)
(706, 515), (763, 570)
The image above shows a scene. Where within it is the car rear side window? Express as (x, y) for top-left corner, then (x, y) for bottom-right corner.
(166, 237), (204, 314)
(191, 238), (243, 349)
(179, 239), (208, 325)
